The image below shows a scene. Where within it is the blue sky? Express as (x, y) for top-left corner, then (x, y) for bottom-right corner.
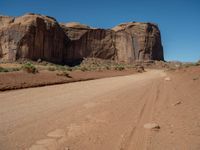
(0, 0), (199, 62)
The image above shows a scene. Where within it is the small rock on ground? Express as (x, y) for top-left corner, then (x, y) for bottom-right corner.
(165, 77), (171, 81)
(144, 123), (160, 130)
(173, 101), (182, 106)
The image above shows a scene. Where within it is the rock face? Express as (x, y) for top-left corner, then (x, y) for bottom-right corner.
(113, 22), (164, 62)
(0, 13), (164, 64)
(0, 14), (69, 63)
(62, 22), (164, 64)
(62, 24), (116, 64)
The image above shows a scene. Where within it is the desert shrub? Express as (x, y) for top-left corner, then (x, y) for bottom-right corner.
(194, 61), (200, 66)
(48, 67), (56, 71)
(184, 64), (190, 68)
(0, 67), (21, 72)
(9, 67), (21, 72)
(66, 67), (73, 71)
(0, 67), (9, 72)
(56, 71), (71, 78)
(72, 65), (81, 71)
(55, 65), (73, 71)
(22, 62), (38, 73)
(114, 64), (125, 71)
(103, 64), (112, 70)
(80, 66), (89, 72)
(56, 65), (66, 71)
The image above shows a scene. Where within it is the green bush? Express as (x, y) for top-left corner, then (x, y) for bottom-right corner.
(22, 62), (38, 73)
(0, 67), (21, 73)
(114, 64), (125, 71)
(10, 68), (21, 72)
(0, 67), (9, 72)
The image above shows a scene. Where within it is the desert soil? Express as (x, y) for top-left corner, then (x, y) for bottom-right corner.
(0, 69), (137, 91)
(0, 67), (200, 150)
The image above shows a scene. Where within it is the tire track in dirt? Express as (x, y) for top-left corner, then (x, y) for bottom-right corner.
(120, 80), (162, 150)
(119, 86), (151, 150)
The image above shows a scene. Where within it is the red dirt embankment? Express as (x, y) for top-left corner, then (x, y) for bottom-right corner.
(0, 69), (137, 91)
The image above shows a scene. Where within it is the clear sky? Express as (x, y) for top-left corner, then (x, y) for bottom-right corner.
(0, 0), (199, 62)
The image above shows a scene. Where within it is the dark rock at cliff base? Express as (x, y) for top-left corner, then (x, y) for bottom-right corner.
(0, 14), (164, 64)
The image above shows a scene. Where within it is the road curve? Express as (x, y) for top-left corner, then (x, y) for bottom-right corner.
(0, 70), (166, 150)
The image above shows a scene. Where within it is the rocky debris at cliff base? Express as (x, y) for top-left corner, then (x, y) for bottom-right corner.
(135, 65), (145, 73)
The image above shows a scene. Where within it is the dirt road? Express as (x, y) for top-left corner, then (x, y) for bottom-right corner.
(0, 69), (200, 150)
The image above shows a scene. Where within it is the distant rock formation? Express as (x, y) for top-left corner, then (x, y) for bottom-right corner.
(0, 13), (164, 64)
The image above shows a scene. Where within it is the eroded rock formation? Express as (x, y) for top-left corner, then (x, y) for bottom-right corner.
(62, 22), (164, 64)
(0, 14), (164, 64)
(113, 22), (164, 62)
(0, 13), (69, 63)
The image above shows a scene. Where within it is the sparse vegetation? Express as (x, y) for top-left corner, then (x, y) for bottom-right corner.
(0, 67), (9, 72)
(114, 64), (125, 71)
(0, 66), (21, 73)
(194, 60), (200, 66)
(56, 71), (71, 78)
(182, 62), (200, 68)
(77, 58), (135, 72)
(22, 62), (38, 73)
(2, 58), (150, 74)
(80, 66), (89, 72)
(48, 67), (56, 71)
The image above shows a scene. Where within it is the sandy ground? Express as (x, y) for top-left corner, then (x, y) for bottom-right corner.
(0, 68), (200, 150)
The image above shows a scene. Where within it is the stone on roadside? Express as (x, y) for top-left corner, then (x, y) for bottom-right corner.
(172, 101), (182, 106)
(165, 77), (171, 81)
(65, 147), (70, 150)
(144, 123), (160, 130)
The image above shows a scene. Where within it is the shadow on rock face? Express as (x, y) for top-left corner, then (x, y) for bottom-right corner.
(64, 58), (84, 67)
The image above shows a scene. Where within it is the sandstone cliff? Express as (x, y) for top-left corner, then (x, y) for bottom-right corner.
(61, 22), (164, 64)
(0, 14), (164, 64)
(0, 13), (69, 63)
(113, 22), (164, 62)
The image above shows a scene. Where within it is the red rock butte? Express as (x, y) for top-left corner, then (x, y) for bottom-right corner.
(0, 13), (164, 65)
